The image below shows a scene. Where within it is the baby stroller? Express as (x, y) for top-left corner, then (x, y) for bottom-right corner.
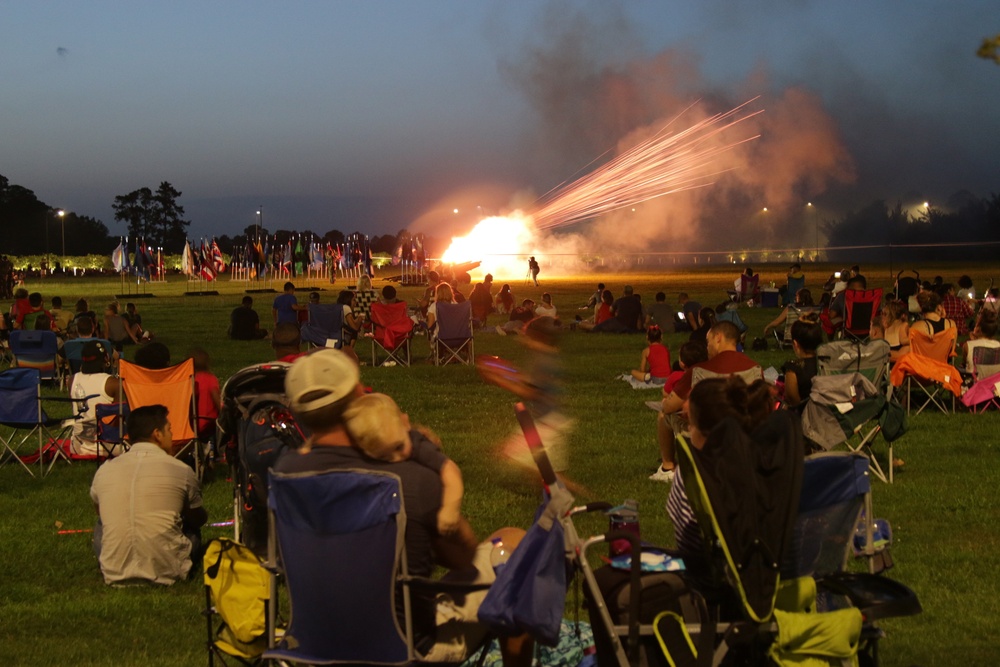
(483, 405), (920, 666)
(216, 361), (304, 557)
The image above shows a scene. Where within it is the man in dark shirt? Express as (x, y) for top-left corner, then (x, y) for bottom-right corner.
(275, 350), (531, 665)
(230, 296), (268, 340)
(593, 285), (643, 333)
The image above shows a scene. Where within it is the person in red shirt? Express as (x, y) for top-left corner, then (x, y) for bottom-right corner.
(189, 348), (221, 441)
(650, 321), (762, 483)
(938, 284), (974, 336)
(630, 325), (672, 382)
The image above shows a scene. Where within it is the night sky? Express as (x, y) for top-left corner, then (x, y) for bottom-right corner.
(2, 1), (997, 244)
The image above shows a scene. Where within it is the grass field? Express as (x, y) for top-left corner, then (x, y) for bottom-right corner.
(2, 263), (999, 665)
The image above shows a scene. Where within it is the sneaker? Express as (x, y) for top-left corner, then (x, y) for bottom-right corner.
(649, 466), (675, 483)
(644, 372), (651, 382)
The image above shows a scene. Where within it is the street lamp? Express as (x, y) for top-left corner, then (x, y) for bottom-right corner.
(256, 207), (263, 241)
(58, 209), (66, 265)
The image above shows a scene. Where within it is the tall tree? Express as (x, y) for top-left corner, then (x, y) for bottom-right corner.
(112, 187), (154, 239)
(112, 182), (190, 251)
(152, 181), (190, 251)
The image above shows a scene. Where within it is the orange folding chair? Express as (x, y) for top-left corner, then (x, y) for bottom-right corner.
(890, 327), (960, 415)
(118, 358), (206, 477)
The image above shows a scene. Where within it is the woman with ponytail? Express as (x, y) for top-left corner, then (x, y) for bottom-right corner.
(629, 325), (672, 383)
(666, 376), (776, 559)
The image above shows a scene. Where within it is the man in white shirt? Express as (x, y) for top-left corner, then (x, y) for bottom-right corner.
(90, 404), (207, 585)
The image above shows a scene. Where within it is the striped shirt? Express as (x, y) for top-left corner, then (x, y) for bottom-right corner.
(666, 468), (702, 556)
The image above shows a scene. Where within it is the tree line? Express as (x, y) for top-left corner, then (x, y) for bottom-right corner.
(823, 192), (1000, 264)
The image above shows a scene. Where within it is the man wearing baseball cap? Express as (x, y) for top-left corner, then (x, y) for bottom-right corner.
(275, 349), (531, 665)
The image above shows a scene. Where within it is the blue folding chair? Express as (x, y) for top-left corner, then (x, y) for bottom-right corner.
(300, 304), (344, 349)
(264, 469), (415, 664)
(9, 330), (64, 387)
(0, 368), (80, 476)
(433, 301), (474, 366)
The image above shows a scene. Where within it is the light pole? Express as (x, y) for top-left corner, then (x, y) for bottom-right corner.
(58, 209), (66, 267)
(256, 207), (263, 241)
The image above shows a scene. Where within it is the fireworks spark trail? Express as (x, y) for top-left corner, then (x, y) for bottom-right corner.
(530, 98), (763, 230)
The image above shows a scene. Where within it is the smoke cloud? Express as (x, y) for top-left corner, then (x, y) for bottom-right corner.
(500, 7), (856, 255)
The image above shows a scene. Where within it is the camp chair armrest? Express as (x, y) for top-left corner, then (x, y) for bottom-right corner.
(815, 571), (922, 620)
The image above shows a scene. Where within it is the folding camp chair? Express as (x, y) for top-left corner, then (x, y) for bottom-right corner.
(9, 330), (64, 388)
(433, 300), (475, 366)
(0, 368), (78, 477)
(204, 537), (272, 667)
(94, 402), (129, 461)
(299, 303), (344, 349)
(962, 370), (1000, 413)
(352, 288), (379, 321)
(726, 273), (760, 305)
(119, 357), (207, 478)
(817, 338), (892, 397)
(772, 307), (819, 350)
(971, 344), (1000, 382)
(783, 453), (921, 663)
(841, 288), (882, 341)
(889, 328), (961, 415)
(783, 274), (805, 307)
(801, 373), (906, 484)
(263, 469), (422, 664)
(369, 300), (413, 367)
(63, 337), (114, 375)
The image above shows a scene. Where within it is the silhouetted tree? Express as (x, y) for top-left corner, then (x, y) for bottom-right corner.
(113, 181), (190, 252)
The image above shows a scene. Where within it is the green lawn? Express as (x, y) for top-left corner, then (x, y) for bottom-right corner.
(1, 264), (998, 665)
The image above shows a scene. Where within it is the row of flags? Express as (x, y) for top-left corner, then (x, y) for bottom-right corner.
(181, 238), (226, 281)
(110, 232), (429, 281)
(112, 237), (165, 281)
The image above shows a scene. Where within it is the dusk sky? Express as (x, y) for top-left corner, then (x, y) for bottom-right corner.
(2, 1), (998, 245)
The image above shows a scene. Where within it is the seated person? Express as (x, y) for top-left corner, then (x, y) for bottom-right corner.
(345, 393), (463, 534)
(652, 321), (761, 483)
(495, 283), (515, 315)
(644, 291), (674, 330)
(379, 284), (403, 305)
(468, 281), (494, 328)
(71, 298), (101, 338)
(675, 293), (702, 333)
(69, 340), (122, 456)
(104, 302), (140, 350)
(666, 376), (776, 571)
(576, 290), (613, 330)
(426, 283), (456, 339)
(663, 341), (709, 396)
(629, 325), (672, 383)
(337, 290), (364, 347)
(230, 296), (269, 340)
(275, 350), (533, 665)
(90, 404), (207, 585)
(962, 311), (1000, 376)
(124, 302), (151, 341)
(16, 292), (52, 330)
(273, 322), (306, 363)
(190, 347), (221, 441)
(49, 296), (74, 335)
(688, 307), (717, 346)
(870, 299), (910, 362)
(496, 299), (536, 335)
(763, 288), (816, 338)
(133, 341), (171, 370)
(781, 315), (823, 408)
(535, 292), (557, 319)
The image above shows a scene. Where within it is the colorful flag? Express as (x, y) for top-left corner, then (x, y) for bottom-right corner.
(112, 239), (126, 272)
(211, 238), (226, 273)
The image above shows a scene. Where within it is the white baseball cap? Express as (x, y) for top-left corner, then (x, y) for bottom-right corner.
(284, 349), (360, 413)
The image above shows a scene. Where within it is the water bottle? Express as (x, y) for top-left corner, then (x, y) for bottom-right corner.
(608, 499), (640, 557)
(490, 537), (510, 574)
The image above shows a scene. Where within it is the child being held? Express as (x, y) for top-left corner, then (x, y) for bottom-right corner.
(344, 393), (464, 535)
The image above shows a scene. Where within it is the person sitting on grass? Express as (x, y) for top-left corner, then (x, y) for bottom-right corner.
(104, 302), (140, 350)
(630, 325), (672, 383)
(345, 392), (464, 535)
(651, 321), (762, 483)
(576, 289), (614, 330)
(90, 404), (207, 586)
(663, 340), (709, 396)
(229, 295), (268, 340)
(496, 298), (536, 335)
(189, 347), (221, 441)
